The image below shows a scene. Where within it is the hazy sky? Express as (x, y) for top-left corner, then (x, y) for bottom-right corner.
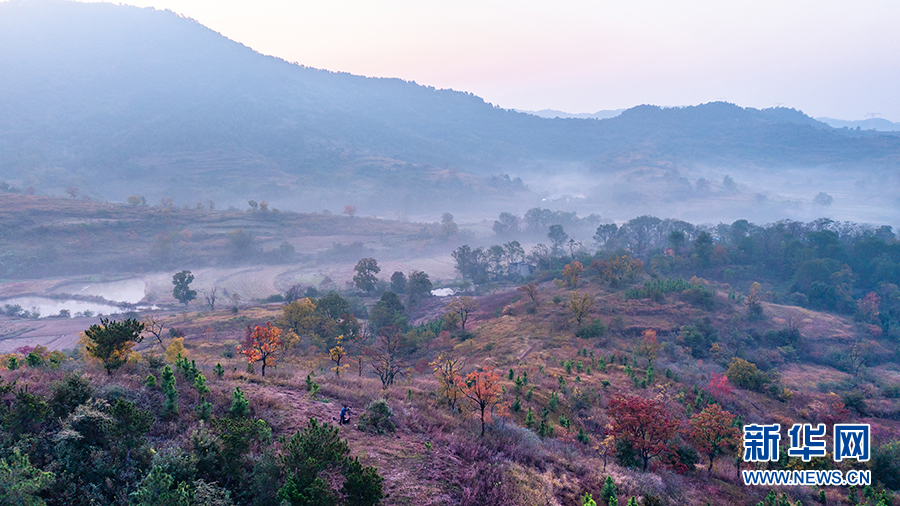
(74, 0), (900, 120)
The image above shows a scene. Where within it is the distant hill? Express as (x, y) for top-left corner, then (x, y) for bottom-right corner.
(520, 109), (625, 120)
(1, 0), (899, 214)
(817, 117), (900, 132)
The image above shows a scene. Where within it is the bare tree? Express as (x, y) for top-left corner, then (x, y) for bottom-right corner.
(204, 287), (218, 311)
(143, 315), (166, 350)
(367, 325), (405, 389)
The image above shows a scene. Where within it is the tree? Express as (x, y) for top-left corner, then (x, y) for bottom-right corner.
(590, 255), (643, 287)
(369, 292), (405, 331)
(445, 296), (477, 331)
(84, 317), (144, 375)
(406, 270), (433, 304)
(278, 418), (383, 506)
(237, 323), (282, 376)
(599, 476), (617, 505)
(127, 195), (144, 207)
(707, 372), (732, 399)
(172, 270), (197, 306)
(492, 212), (520, 236)
(518, 282), (538, 302)
(65, 187), (78, 199)
(725, 357), (769, 392)
(504, 240), (525, 264)
(562, 261), (584, 287)
(688, 404), (741, 473)
(329, 335), (347, 377)
(431, 352), (464, 410)
(343, 205), (358, 217)
(204, 287), (218, 311)
(459, 367), (504, 436)
(353, 258), (381, 293)
(608, 394), (678, 471)
(230, 387), (250, 417)
(694, 232), (714, 267)
(390, 271), (406, 293)
(548, 225), (569, 257)
(568, 291), (595, 327)
(594, 224), (619, 247)
(747, 281), (763, 319)
(452, 245), (488, 282)
(638, 329), (659, 365)
(143, 315), (166, 350)
(367, 326), (405, 389)
(0, 448), (54, 505)
(229, 229), (255, 259)
(857, 291), (881, 323)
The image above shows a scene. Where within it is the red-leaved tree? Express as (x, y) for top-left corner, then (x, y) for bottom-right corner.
(687, 404), (741, 473)
(238, 322), (282, 376)
(608, 394), (678, 471)
(707, 372), (732, 399)
(459, 367), (504, 436)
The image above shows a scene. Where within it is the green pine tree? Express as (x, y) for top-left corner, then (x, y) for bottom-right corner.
(193, 373), (210, 396)
(230, 387), (249, 417)
(161, 365), (178, 417)
(524, 407), (535, 428)
(600, 476), (616, 506)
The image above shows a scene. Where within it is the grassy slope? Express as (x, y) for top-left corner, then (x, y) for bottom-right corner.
(5, 274), (894, 504)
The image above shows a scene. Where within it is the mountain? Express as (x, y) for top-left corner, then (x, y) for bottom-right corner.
(817, 117), (900, 132)
(1, 0), (899, 214)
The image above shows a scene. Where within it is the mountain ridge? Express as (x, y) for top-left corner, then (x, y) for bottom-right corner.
(1, 0), (899, 213)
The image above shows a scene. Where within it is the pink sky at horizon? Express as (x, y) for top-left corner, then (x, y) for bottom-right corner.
(63, 0), (900, 120)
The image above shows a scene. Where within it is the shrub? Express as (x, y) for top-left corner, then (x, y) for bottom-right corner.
(871, 441), (900, 490)
(576, 319), (607, 338)
(842, 391), (867, 415)
(357, 399), (395, 434)
(50, 373), (93, 418)
(305, 374), (319, 396)
(278, 418), (383, 506)
(725, 357), (769, 392)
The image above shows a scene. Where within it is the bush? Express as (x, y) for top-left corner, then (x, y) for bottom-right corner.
(278, 418), (383, 506)
(842, 391), (867, 415)
(576, 319), (607, 339)
(357, 399), (395, 434)
(871, 441), (900, 490)
(725, 357), (769, 392)
(50, 373), (93, 418)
